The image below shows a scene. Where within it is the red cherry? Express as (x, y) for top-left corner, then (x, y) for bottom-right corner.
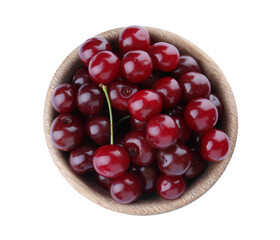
(157, 175), (186, 200)
(208, 93), (223, 118)
(85, 116), (110, 145)
(96, 174), (113, 190)
(88, 51), (121, 85)
(128, 89), (163, 121)
(52, 83), (76, 114)
(130, 116), (146, 130)
(179, 72), (211, 101)
(152, 77), (182, 109)
(146, 114), (179, 150)
(172, 55), (201, 79)
(165, 102), (186, 118)
(76, 83), (105, 116)
(92, 145), (130, 178)
(69, 144), (96, 174)
(79, 36), (112, 66)
(184, 98), (218, 132)
(139, 71), (161, 89)
(150, 42), (179, 72)
(172, 116), (191, 143)
(72, 67), (92, 89)
(121, 50), (153, 83)
(200, 129), (230, 162)
(157, 143), (191, 176)
(110, 172), (143, 204)
(189, 131), (203, 147)
(119, 26), (151, 53)
(108, 79), (139, 112)
(124, 130), (156, 166)
(50, 114), (84, 151)
(184, 150), (206, 179)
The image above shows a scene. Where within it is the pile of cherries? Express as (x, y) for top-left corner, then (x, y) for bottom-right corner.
(50, 26), (230, 204)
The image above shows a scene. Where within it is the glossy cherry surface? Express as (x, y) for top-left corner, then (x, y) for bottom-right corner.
(85, 116), (110, 145)
(76, 83), (105, 116)
(157, 175), (186, 200)
(200, 129), (230, 162)
(52, 83), (76, 114)
(179, 72), (211, 101)
(130, 116), (146, 130)
(110, 172), (143, 204)
(184, 98), (218, 132)
(172, 116), (191, 143)
(119, 25), (151, 53)
(79, 36), (112, 66)
(50, 114), (84, 151)
(96, 174), (113, 190)
(124, 130), (156, 166)
(150, 42), (180, 72)
(157, 143), (191, 176)
(69, 144), (96, 174)
(208, 93), (223, 118)
(152, 77), (182, 109)
(165, 102), (186, 118)
(72, 67), (92, 89)
(108, 79), (139, 112)
(128, 89), (163, 121)
(184, 150), (206, 179)
(121, 50), (153, 83)
(139, 71), (161, 89)
(92, 145), (130, 178)
(146, 114), (179, 150)
(88, 51), (121, 85)
(172, 55), (201, 79)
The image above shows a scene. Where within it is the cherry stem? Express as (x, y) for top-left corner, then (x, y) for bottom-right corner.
(116, 115), (130, 127)
(100, 84), (113, 145)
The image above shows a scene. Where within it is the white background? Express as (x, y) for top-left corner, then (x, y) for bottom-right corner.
(1, 0), (279, 239)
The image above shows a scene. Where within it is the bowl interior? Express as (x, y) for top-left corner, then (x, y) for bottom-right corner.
(43, 27), (238, 215)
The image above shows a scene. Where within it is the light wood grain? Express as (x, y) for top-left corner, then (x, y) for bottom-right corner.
(43, 27), (238, 215)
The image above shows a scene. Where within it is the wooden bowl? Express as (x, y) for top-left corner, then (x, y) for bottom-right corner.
(43, 27), (238, 215)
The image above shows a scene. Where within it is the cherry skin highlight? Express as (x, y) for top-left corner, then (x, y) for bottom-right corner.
(184, 98), (218, 132)
(52, 83), (76, 114)
(72, 67), (92, 89)
(130, 116), (146, 130)
(146, 114), (179, 150)
(208, 93), (223, 118)
(50, 114), (84, 151)
(119, 25), (151, 53)
(79, 36), (112, 66)
(200, 129), (230, 162)
(96, 174), (113, 190)
(172, 55), (201, 79)
(128, 89), (163, 121)
(92, 145), (130, 178)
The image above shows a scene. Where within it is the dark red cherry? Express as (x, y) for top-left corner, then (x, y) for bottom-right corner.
(157, 143), (191, 176)
(146, 114), (179, 150)
(110, 172), (142, 204)
(128, 89), (163, 121)
(96, 174), (113, 190)
(72, 67), (92, 89)
(76, 83), (105, 116)
(130, 116), (146, 130)
(50, 114), (84, 151)
(172, 55), (201, 79)
(139, 71), (161, 89)
(121, 50), (153, 83)
(157, 175), (186, 200)
(189, 131), (203, 147)
(85, 116), (110, 145)
(69, 144), (96, 174)
(200, 129), (230, 162)
(119, 25), (151, 53)
(184, 150), (206, 179)
(184, 98), (218, 132)
(79, 36), (112, 66)
(172, 116), (191, 143)
(152, 77), (182, 109)
(92, 145), (130, 178)
(150, 42), (179, 72)
(88, 51), (121, 85)
(208, 93), (223, 118)
(124, 130), (156, 166)
(179, 72), (211, 101)
(52, 83), (76, 114)
(165, 102), (186, 118)
(108, 79), (139, 112)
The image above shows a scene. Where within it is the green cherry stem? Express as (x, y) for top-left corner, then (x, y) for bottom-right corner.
(116, 115), (130, 127)
(100, 84), (113, 145)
